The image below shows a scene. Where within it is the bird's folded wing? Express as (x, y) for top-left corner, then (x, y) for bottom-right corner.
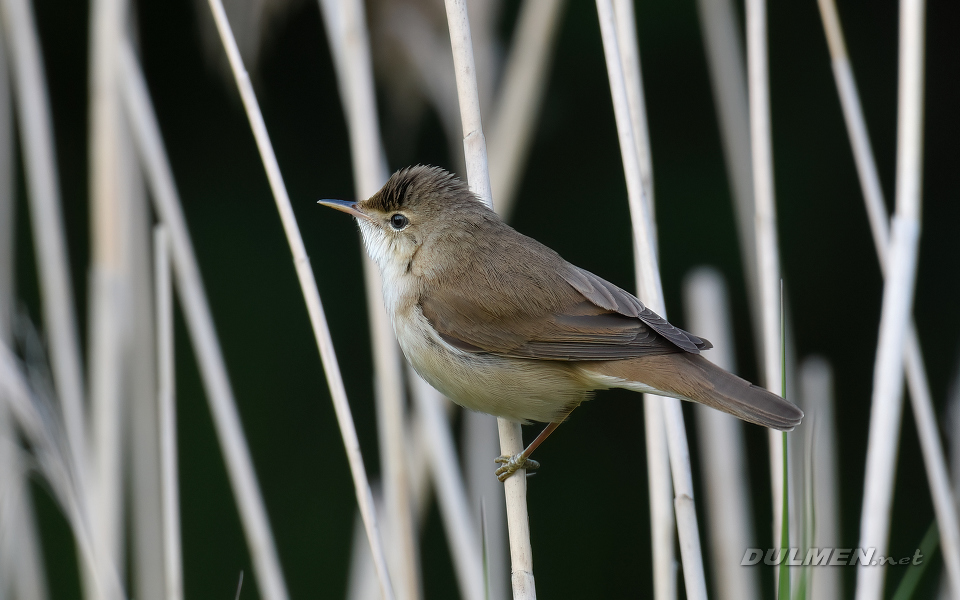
(420, 261), (710, 361)
(561, 266), (710, 353)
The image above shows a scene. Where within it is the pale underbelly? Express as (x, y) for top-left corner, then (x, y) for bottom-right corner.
(399, 328), (596, 424)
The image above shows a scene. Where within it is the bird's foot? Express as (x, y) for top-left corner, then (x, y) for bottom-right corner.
(494, 453), (540, 482)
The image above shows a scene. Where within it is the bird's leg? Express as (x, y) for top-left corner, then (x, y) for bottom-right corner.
(494, 421), (562, 482)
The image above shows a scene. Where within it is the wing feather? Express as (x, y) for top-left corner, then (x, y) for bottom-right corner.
(418, 226), (710, 360)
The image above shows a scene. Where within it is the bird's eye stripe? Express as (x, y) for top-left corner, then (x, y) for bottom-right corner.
(390, 213), (409, 230)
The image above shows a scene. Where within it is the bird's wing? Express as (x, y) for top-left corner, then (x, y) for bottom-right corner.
(561, 266), (711, 354)
(419, 240), (709, 360)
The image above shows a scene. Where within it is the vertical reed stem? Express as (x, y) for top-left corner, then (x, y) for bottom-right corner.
(155, 227), (183, 600)
(442, 1), (536, 597)
(0, 0), (88, 517)
(596, 0), (707, 596)
(684, 268), (760, 600)
(816, 1), (960, 592)
(321, 0), (420, 595)
(119, 42), (294, 600)
(856, 1), (927, 595)
(745, 0), (788, 558)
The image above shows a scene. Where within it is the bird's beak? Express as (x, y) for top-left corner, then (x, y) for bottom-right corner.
(317, 199), (371, 221)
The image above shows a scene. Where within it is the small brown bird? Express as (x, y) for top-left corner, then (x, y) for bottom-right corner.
(320, 165), (802, 481)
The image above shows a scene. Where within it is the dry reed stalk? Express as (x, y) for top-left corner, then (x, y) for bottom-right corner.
(856, 0), (928, 596)
(461, 411), (507, 600)
(318, 0), (420, 596)
(473, 2), (567, 593)
(611, 0), (654, 222)
(0, 384), (50, 600)
(602, 3), (676, 595)
(0, 0), (88, 506)
(480, 2), (567, 594)
(684, 268), (760, 600)
(205, 3), (402, 597)
(319, 17), (500, 592)
(154, 227), (183, 600)
(348, 404), (438, 600)
(120, 94), (165, 600)
(118, 43), (292, 600)
(744, 0), (787, 552)
(901, 329), (960, 596)
(816, 1), (960, 592)
(488, 0), (564, 219)
(596, 0), (707, 597)
(0, 343), (124, 600)
(88, 1), (129, 593)
(384, 4), (464, 176)
(411, 375), (485, 600)
(0, 25), (12, 343)
(694, 0), (759, 340)
(322, 0), (501, 594)
(798, 357), (842, 600)
(814, 0), (887, 262)
(441, 0), (536, 597)
(642, 399), (676, 600)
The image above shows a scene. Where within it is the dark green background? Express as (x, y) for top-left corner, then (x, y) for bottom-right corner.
(13, 0), (959, 597)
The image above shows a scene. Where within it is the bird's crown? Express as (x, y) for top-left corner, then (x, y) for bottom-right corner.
(363, 165), (482, 214)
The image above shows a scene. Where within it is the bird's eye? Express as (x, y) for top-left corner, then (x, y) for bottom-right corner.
(390, 213), (409, 230)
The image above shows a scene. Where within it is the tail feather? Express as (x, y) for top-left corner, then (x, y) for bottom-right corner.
(581, 353), (803, 431)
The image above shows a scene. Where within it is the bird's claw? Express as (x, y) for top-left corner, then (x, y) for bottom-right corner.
(494, 453), (540, 482)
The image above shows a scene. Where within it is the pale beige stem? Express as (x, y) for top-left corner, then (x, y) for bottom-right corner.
(154, 227), (183, 600)
(121, 84), (165, 600)
(0, 59), (47, 589)
(0, 21), (13, 343)
(684, 268), (760, 600)
(612, 0), (654, 224)
(0, 388), (50, 600)
(318, 0), (420, 596)
(384, 5), (464, 177)
(320, 0), (499, 584)
(88, 1), (130, 594)
(799, 357), (842, 600)
(816, 1), (960, 593)
(0, 343), (123, 600)
(442, 0), (536, 597)
(348, 411), (438, 600)
(119, 43), (292, 600)
(206, 3), (401, 597)
(488, 0), (565, 220)
(855, 0), (927, 595)
(695, 0), (759, 342)
(461, 411), (508, 600)
(744, 0), (787, 555)
(475, 3), (566, 595)
(642, 398), (676, 600)
(0, 0), (87, 512)
(600, 2), (676, 595)
(856, 1), (927, 598)
(497, 420), (535, 596)
(323, 0), (492, 594)
(411, 374), (485, 600)
(596, 0), (706, 597)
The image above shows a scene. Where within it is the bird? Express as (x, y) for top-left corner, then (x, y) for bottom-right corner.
(319, 165), (802, 481)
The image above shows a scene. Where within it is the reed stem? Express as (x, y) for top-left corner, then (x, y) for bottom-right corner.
(596, 0), (707, 596)
(442, 0), (536, 597)
(120, 43), (293, 600)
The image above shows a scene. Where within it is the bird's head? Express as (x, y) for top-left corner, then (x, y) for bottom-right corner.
(319, 165), (495, 274)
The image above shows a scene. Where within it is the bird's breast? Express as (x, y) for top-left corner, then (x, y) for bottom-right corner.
(386, 294), (596, 424)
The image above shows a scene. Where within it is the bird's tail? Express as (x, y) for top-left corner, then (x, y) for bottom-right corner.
(581, 353), (803, 431)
